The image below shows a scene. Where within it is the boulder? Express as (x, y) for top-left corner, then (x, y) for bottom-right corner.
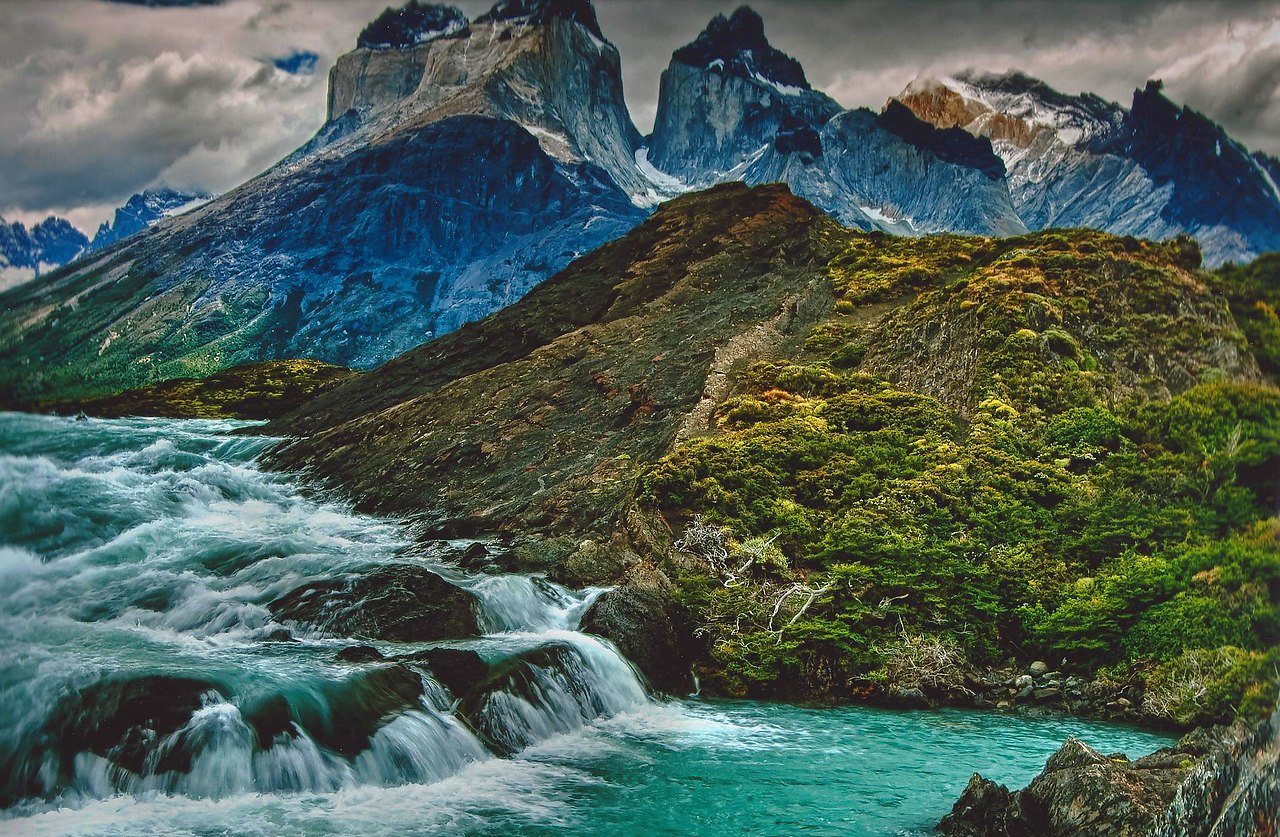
(44, 675), (222, 775)
(271, 564), (480, 642)
(292, 665), (426, 757)
(335, 645), (385, 663)
(1029, 661), (1049, 676)
(937, 774), (1015, 837)
(580, 561), (692, 692)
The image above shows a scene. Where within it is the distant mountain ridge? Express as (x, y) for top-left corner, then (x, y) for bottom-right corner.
(1, 0), (1276, 407)
(892, 73), (1280, 266)
(0, 189), (207, 291)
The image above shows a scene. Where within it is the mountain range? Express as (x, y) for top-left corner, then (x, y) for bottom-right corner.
(0, 189), (207, 292)
(1, 0), (1277, 406)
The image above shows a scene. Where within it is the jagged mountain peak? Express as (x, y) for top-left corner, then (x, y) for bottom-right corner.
(91, 188), (209, 250)
(356, 2), (469, 50)
(475, 0), (604, 41)
(672, 5), (809, 92)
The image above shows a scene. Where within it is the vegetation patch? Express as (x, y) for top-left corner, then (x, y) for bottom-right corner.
(642, 229), (1280, 724)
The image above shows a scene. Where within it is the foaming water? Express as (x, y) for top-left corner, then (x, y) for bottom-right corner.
(0, 413), (1175, 835)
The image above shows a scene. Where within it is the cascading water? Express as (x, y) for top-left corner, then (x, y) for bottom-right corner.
(0, 412), (645, 814)
(0, 413), (1179, 836)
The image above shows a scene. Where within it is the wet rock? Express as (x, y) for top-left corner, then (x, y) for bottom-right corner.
(938, 774), (1014, 836)
(294, 665), (425, 757)
(335, 645), (385, 663)
(400, 647), (490, 698)
(455, 542), (490, 571)
(1034, 687), (1062, 701)
(580, 562), (692, 693)
(271, 564), (480, 642)
(1015, 674), (1034, 690)
(1155, 703), (1279, 836)
(242, 694), (295, 746)
(260, 627), (297, 643)
(35, 674), (222, 788)
(459, 642), (598, 755)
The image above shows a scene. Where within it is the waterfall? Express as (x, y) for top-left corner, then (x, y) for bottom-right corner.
(0, 413), (648, 815)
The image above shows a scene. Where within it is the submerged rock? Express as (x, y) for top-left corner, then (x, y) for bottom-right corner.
(43, 675), (222, 775)
(0, 674), (222, 804)
(271, 564), (480, 642)
(399, 647), (490, 697)
(291, 665), (427, 757)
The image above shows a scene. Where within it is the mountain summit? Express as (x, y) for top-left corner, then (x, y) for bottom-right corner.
(671, 6), (810, 91)
(646, 7), (1024, 235)
(0, 0), (649, 405)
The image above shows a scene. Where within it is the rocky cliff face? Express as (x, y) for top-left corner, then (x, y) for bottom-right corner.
(325, 1), (644, 200)
(1155, 700), (1280, 836)
(647, 7), (843, 186)
(892, 72), (1280, 267)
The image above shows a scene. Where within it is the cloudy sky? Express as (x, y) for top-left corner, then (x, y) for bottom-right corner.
(2, 0), (1278, 231)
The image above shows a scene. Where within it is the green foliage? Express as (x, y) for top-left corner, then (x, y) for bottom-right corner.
(642, 232), (1280, 721)
(1214, 252), (1280, 374)
(827, 233), (978, 303)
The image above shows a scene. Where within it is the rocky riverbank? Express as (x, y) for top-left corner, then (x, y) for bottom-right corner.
(937, 698), (1279, 836)
(876, 658), (1164, 728)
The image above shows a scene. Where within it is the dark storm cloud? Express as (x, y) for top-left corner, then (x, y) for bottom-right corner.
(585, 0), (1280, 153)
(2, 0), (1279, 228)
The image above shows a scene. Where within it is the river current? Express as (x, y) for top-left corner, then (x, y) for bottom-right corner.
(0, 413), (1174, 836)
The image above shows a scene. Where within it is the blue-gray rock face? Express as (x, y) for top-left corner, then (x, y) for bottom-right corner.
(89, 190), (209, 251)
(893, 72), (1280, 267)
